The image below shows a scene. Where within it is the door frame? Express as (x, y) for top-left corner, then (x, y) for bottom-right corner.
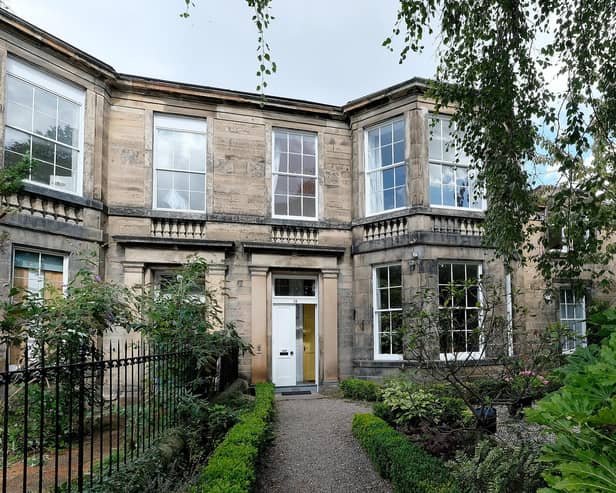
(272, 274), (319, 391)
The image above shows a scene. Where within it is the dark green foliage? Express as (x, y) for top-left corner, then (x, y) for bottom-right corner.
(352, 413), (458, 493)
(0, 154), (30, 197)
(78, 396), (243, 493)
(447, 439), (546, 493)
(525, 331), (616, 492)
(133, 256), (251, 395)
(373, 401), (395, 423)
(192, 382), (275, 493)
(384, 0), (616, 289)
(1, 384), (76, 455)
(586, 305), (616, 345)
(339, 378), (379, 401)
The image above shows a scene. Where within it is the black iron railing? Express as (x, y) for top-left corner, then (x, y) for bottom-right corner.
(0, 340), (195, 493)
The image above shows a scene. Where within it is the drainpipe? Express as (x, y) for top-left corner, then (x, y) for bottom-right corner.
(505, 273), (514, 356)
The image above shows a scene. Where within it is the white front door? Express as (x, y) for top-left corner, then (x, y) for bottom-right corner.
(272, 304), (297, 387)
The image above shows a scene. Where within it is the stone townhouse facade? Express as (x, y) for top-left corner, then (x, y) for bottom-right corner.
(0, 11), (610, 388)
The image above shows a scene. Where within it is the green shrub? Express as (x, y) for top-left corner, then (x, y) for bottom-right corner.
(373, 401), (395, 423)
(340, 378), (379, 401)
(352, 413), (458, 493)
(379, 379), (468, 427)
(192, 382), (275, 493)
(525, 331), (616, 492)
(447, 439), (546, 493)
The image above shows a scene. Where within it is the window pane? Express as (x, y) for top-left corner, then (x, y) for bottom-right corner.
(452, 264), (466, 283)
(289, 153), (301, 174)
(392, 330), (403, 355)
(303, 178), (316, 197)
(31, 159), (54, 185)
(380, 145), (393, 167)
(443, 184), (455, 206)
(429, 133), (442, 160)
(439, 263), (451, 284)
(390, 288), (401, 308)
(380, 332), (391, 354)
(174, 172), (190, 191)
(15, 251), (40, 269)
(380, 125), (392, 146)
(452, 330), (466, 352)
(393, 119), (404, 142)
(289, 196), (301, 216)
(289, 133), (301, 153)
(289, 176), (302, 195)
(383, 168), (395, 189)
(395, 165), (405, 186)
(276, 152), (288, 173)
(57, 98), (80, 147)
(274, 132), (287, 153)
(33, 87), (57, 140)
(5, 127), (31, 156)
(467, 286), (479, 307)
(303, 135), (316, 155)
(7, 76), (34, 131)
(189, 173), (205, 193)
(377, 288), (389, 309)
(303, 155), (316, 176)
(274, 175), (287, 194)
(389, 265), (401, 286)
(377, 267), (388, 288)
(274, 194), (287, 215)
(41, 254), (63, 272)
(395, 186), (406, 208)
(189, 192), (205, 211)
(383, 189), (395, 210)
(393, 141), (405, 163)
(7, 76), (33, 109)
(56, 145), (76, 171)
(380, 312), (391, 332)
(303, 197), (315, 217)
(32, 136), (54, 164)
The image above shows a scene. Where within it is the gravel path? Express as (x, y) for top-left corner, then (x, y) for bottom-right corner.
(257, 394), (392, 493)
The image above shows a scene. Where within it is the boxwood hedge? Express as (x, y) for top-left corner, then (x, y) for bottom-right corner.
(352, 413), (458, 493)
(192, 382), (275, 493)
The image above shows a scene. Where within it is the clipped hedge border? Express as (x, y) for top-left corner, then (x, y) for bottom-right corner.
(340, 378), (379, 401)
(192, 382), (275, 493)
(352, 414), (457, 493)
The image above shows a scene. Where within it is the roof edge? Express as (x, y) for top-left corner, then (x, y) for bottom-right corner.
(343, 77), (432, 113)
(0, 9), (432, 117)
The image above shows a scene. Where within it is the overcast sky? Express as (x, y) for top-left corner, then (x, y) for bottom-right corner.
(7, 0), (440, 106)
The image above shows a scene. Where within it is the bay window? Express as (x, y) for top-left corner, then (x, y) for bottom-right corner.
(4, 57), (84, 194)
(365, 118), (406, 215)
(429, 116), (482, 210)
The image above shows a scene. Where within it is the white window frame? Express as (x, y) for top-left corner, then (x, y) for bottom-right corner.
(11, 247), (69, 296)
(5, 57), (86, 196)
(438, 262), (484, 361)
(271, 128), (319, 221)
(559, 288), (586, 354)
(373, 263), (404, 361)
(428, 115), (485, 211)
(152, 114), (207, 212)
(364, 117), (407, 217)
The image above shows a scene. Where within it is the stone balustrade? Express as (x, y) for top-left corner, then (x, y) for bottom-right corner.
(271, 225), (319, 245)
(362, 216), (407, 241)
(432, 215), (483, 236)
(150, 217), (206, 239)
(2, 192), (83, 224)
